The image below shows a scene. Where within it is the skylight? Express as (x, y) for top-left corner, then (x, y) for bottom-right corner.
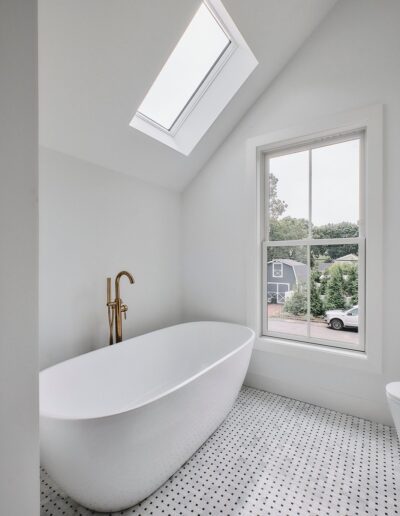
(130, 0), (258, 155)
(136, 3), (231, 132)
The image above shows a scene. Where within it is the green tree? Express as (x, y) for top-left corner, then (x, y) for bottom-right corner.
(268, 217), (308, 262)
(312, 222), (359, 259)
(346, 265), (358, 305)
(319, 272), (328, 296)
(267, 175), (359, 268)
(269, 216), (308, 241)
(325, 264), (347, 310)
(269, 173), (288, 219)
(310, 269), (325, 317)
(284, 284), (307, 316)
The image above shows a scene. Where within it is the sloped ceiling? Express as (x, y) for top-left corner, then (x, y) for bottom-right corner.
(39, 0), (337, 191)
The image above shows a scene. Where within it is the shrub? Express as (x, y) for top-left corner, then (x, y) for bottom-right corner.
(324, 264), (347, 310)
(310, 285), (325, 317)
(284, 285), (307, 316)
(346, 265), (358, 305)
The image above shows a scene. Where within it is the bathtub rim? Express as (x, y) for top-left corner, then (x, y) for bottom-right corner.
(40, 321), (255, 422)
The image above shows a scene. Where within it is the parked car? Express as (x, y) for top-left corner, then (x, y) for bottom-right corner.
(324, 306), (358, 330)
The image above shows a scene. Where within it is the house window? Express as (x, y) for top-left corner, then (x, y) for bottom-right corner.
(263, 133), (364, 352)
(272, 262), (283, 278)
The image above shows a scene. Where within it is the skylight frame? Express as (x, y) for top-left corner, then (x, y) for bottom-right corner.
(135, 3), (235, 136)
(129, 0), (258, 156)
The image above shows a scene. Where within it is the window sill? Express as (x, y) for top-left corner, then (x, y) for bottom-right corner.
(254, 335), (382, 373)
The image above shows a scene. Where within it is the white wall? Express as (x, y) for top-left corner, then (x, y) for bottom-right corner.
(40, 148), (182, 369)
(182, 0), (400, 424)
(0, 1), (39, 515)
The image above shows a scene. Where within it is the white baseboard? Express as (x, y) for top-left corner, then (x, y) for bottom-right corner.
(244, 371), (393, 426)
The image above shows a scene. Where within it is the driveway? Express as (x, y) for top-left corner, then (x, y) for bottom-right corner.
(268, 318), (359, 345)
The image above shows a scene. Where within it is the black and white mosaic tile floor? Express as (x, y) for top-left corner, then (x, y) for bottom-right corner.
(41, 387), (400, 516)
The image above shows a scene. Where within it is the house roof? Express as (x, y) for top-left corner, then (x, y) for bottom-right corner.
(318, 262), (333, 272)
(335, 254), (358, 262)
(269, 258), (308, 284)
(272, 258), (304, 268)
(318, 253), (359, 272)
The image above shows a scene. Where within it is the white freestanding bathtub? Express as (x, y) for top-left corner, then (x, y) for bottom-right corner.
(40, 321), (255, 512)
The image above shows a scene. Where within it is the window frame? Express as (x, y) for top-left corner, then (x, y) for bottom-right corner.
(272, 261), (283, 278)
(262, 132), (365, 352)
(129, 0), (258, 156)
(245, 105), (383, 373)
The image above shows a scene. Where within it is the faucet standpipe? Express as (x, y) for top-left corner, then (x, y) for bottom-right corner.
(106, 271), (135, 344)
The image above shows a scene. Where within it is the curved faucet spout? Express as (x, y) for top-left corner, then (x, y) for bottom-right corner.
(107, 270), (135, 345)
(115, 270), (135, 299)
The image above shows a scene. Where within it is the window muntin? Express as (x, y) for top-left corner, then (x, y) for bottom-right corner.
(136, 3), (231, 132)
(272, 262), (283, 278)
(263, 134), (364, 351)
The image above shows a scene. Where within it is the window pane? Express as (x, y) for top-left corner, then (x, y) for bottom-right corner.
(268, 150), (309, 241)
(310, 244), (359, 346)
(312, 139), (360, 238)
(137, 4), (230, 131)
(265, 246), (308, 337)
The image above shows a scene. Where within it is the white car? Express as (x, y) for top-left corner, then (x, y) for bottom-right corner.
(325, 306), (358, 330)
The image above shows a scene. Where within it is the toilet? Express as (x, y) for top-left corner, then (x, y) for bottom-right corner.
(386, 382), (400, 439)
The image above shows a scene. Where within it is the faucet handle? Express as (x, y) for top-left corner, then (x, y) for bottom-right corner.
(121, 304), (128, 319)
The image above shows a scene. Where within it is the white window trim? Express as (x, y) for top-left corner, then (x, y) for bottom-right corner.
(245, 105), (383, 373)
(272, 261), (283, 278)
(263, 132), (365, 353)
(129, 0), (258, 156)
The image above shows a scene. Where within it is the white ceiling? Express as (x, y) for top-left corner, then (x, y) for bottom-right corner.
(39, 0), (337, 192)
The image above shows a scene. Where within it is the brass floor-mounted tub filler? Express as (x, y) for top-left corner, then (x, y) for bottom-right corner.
(106, 271), (135, 344)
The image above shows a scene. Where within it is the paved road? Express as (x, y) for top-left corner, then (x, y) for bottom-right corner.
(268, 318), (358, 345)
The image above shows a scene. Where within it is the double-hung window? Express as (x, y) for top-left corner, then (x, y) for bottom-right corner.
(262, 133), (365, 352)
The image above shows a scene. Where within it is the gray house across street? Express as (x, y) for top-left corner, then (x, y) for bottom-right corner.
(267, 259), (308, 304)
(318, 253), (359, 272)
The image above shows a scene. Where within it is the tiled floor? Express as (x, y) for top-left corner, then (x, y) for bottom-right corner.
(41, 387), (400, 516)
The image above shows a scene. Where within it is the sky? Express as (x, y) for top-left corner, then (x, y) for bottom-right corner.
(269, 138), (360, 227)
(138, 3), (229, 130)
